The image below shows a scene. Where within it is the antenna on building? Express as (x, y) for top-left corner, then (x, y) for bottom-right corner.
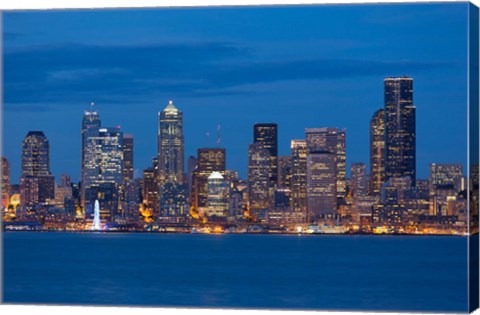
(90, 102), (95, 112)
(217, 125), (222, 147)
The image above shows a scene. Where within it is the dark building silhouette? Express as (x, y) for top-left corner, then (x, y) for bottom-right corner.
(384, 77), (416, 186)
(370, 109), (385, 195)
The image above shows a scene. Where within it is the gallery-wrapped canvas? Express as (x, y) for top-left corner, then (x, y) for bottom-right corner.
(1, 1), (479, 313)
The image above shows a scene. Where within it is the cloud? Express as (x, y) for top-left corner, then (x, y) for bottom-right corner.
(3, 41), (454, 109)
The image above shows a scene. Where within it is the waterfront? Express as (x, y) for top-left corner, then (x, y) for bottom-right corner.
(3, 232), (469, 312)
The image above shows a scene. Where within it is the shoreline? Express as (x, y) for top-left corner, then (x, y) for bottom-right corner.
(2, 229), (474, 237)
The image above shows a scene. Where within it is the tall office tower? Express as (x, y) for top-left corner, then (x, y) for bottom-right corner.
(305, 128), (346, 198)
(21, 131), (51, 177)
(306, 151), (337, 221)
(247, 143), (271, 219)
(206, 171), (230, 218)
(290, 140), (307, 220)
(122, 134), (134, 182)
(384, 77), (416, 186)
(370, 109), (386, 195)
(350, 162), (368, 198)
(1, 157), (10, 209)
(157, 101), (187, 219)
(157, 100), (184, 186)
(143, 162), (159, 215)
(81, 104), (101, 204)
(253, 123), (278, 192)
(186, 156), (197, 196)
(20, 131), (55, 210)
(83, 127), (123, 221)
(192, 148), (226, 215)
(20, 176), (39, 211)
(277, 156), (292, 189)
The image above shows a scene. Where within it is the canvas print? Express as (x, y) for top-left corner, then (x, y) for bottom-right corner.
(1, 1), (479, 313)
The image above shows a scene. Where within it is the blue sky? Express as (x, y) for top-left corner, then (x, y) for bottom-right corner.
(2, 3), (469, 183)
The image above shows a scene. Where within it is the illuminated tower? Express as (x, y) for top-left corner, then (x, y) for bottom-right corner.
(21, 131), (55, 209)
(122, 134), (134, 183)
(290, 140), (307, 220)
(306, 151), (337, 221)
(1, 157), (10, 209)
(370, 109), (385, 195)
(247, 142), (271, 218)
(157, 100), (184, 186)
(192, 148), (226, 215)
(83, 127), (123, 220)
(384, 77), (416, 186)
(351, 162), (368, 198)
(207, 171), (230, 218)
(305, 128), (346, 198)
(81, 103), (101, 205)
(21, 131), (50, 177)
(253, 123), (278, 193)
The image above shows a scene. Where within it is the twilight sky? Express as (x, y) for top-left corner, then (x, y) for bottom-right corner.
(2, 3), (469, 183)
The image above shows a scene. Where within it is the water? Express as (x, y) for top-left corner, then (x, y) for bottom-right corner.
(2, 232), (469, 312)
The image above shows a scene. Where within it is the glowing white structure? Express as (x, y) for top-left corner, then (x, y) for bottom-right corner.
(91, 199), (101, 230)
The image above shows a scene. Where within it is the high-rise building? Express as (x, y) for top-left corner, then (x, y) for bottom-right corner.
(1, 157), (10, 209)
(192, 148), (226, 215)
(20, 131), (54, 211)
(143, 159), (159, 216)
(186, 156), (197, 197)
(83, 127), (123, 221)
(277, 156), (292, 190)
(305, 128), (346, 198)
(350, 162), (368, 198)
(290, 140), (307, 220)
(370, 109), (385, 195)
(21, 131), (50, 177)
(247, 143), (271, 218)
(384, 77), (416, 186)
(157, 100), (184, 186)
(253, 123), (278, 192)
(157, 101), (187, 220)
(206, 171), (230, 218)
(81, 104), (101, 204)
(122, 134), (134, 183)
(306, 151), (337, 221)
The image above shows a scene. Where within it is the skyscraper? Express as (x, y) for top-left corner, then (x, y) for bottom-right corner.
(122, 134), (134, 183)
(1, 157), (10, 209)
(370, 109), (385, 195)
(157, 101), (187, 219)
(20, 131), (55, 210)
(21, 131), (50, 177)
(81, 103), (101, 205)
(158, 100), (184, 185)
(253, 123), (278, 192)
(306, 151), (337, 221)
(192, 148), (226, 215)
(290, 140), (307, 220)
(384, 77), (416, 186)
(207, 171), (230, 218)
(305, 128), (346, 198)
(277, 156), (292, 190)
(247, 142), (271, 218)
(83, 127), (123, 220)
(351, 162), (368, 198)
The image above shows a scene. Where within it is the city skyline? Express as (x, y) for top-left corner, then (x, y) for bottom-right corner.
(3, 3), (469, 183)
